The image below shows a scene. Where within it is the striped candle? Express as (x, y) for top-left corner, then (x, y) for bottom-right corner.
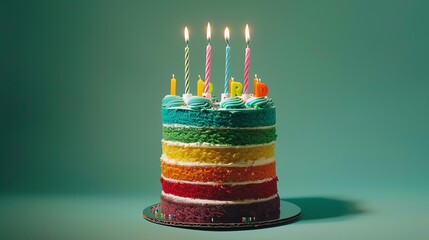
(204, 23), (211, 94)
(243, 24), (250, 94)
(224, 27), (230, 94)
(184, 27), (190, 94)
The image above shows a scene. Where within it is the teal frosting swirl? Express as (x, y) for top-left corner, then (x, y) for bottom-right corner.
(220, 97), (246, 109)
(162, 95), (185, 108)
(245, 97), (274, 109)
(187, 96), (212, 110)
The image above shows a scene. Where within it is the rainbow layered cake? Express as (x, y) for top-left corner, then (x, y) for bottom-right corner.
(159, 95), (280, 223)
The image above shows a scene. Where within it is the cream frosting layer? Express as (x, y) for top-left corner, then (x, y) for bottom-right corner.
(161, 154), (275, 167)
(163, 124), (275, 130)
(162, 140), (275, 148)
(161, 191), (279, 205)
(161, 175), (275, 186)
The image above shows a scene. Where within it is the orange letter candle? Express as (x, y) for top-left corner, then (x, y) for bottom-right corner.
(255, 81), (268, 97)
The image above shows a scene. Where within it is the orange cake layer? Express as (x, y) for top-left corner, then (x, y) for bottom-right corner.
(161, 161), (276, 182)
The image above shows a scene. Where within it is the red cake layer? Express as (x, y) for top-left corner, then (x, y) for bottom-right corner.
(160, 177), (278, 201)
(160, 194), (280, 223)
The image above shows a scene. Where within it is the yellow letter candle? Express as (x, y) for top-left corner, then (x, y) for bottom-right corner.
(197, 75), (204, 97)
(231, 79), (243, 97)
(170, 74), (177, 96)
(209, 82), (214, 94)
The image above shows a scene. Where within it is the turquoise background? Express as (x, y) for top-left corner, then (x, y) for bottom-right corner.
(1, 0), (428, 239)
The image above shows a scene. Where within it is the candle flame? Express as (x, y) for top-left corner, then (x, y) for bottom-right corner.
(184, 27), (189, 44)
(224, 27), (230, 43)
(207, 22), (211, 42)
(245, 24), (250, 45)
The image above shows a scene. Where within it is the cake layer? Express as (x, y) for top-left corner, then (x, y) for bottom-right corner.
(162, 125), (276, 145)
(160, 193), (280, 223)
(161, 141), (274, 164)
(161, 107), (276, 128)
(161, 176), (278, 200)
(161, 161), (276, 182)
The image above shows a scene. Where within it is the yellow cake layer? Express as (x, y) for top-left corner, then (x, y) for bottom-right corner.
(161, 141), (275, 164)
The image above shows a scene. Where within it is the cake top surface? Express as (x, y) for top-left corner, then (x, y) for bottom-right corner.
(162, 95), (274, 111)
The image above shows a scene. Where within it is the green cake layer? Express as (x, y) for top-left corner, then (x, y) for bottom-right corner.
(162, 126), (276, 145)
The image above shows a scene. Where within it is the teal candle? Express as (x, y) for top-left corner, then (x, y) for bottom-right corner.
(224, 27), (230, 94)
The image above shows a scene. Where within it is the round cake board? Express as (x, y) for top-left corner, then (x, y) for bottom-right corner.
(143, 200), (301, 230)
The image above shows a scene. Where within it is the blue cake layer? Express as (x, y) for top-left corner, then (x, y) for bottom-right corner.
(161, 107), (276, 128)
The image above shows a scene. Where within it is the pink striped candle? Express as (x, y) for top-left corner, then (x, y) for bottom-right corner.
(243, 24), (250, 94)
(204, 23), (211, 93)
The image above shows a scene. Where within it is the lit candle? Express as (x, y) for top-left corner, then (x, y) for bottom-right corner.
(170, 74), (176, 95)
(204, 22), (211, 94)
(255, 79), (269, 97)
(253, 74), (258, 95)
(184, 27), (190, 94)
(243, 24), (251, 95)
(224, 27), (230, 94)
(197, 75), (204, 96)
(230, 78), (243, 97)
(209, 82), (214, 94)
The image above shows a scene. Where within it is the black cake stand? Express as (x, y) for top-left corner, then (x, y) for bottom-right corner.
(143, 200), (301, 230)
